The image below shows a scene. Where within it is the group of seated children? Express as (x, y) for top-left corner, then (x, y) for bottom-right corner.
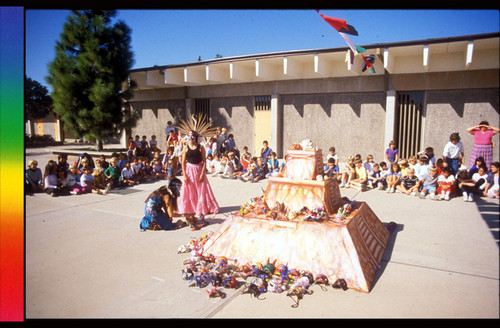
(324, 146), (499, 202)
(26, 147), (181, 197)
(127, 134), (162, 162)
(206, 141), (281, 183)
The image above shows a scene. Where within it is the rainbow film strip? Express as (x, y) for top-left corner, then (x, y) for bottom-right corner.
(0, 6), (24, 322)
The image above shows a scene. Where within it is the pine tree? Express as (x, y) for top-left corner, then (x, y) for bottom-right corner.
(46, 10), (138, 150)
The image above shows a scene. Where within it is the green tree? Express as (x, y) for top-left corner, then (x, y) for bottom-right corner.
(46, 10), (138, 150)
(25, 75), (52, 121)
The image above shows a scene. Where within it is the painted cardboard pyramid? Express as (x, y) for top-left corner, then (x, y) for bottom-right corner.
(203, 147), (390, 292)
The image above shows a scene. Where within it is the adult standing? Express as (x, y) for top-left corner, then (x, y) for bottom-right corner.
(178, 130), (219, 230)
(467, 121), (499, 169)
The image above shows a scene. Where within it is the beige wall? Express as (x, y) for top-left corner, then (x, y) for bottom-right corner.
(128, 69), (499, 165)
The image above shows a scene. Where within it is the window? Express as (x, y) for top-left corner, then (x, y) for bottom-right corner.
(254, 95), (271, 112)
(395, 91), (424, 159)
(194, 98), (210, 118)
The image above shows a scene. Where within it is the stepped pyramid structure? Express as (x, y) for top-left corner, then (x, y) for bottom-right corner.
(203, 147), (390, 293)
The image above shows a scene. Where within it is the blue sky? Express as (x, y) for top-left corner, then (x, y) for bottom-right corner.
(25, 9), (499, 89)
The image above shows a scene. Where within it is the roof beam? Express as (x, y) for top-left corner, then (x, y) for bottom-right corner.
(423, 44), (429, 71)
(465, 40), (474, 69)
(184, 66), (205, 84)
(230, 61), (254, 81)
(205, 64), (228, 83)
(255, 58), (279, 80)
(314, 53), (331, 76)
(163, 68), (184, 85)
(145, 70), (165, 86)
(283, 56), (302, 78)
(383, 48), (394, 73)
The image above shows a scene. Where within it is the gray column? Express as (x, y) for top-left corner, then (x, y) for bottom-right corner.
(384, 90), (396, 160)
(270, 94), (282, 158)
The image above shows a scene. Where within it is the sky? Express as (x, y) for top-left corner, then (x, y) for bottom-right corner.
(25, 9), (499, 90)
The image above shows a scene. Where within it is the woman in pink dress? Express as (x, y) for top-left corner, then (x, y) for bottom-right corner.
(178, 130), (219, 230)
(467, 121), (499, 169)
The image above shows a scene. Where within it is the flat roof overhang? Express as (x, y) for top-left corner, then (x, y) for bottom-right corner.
(128, 32), (500, 90)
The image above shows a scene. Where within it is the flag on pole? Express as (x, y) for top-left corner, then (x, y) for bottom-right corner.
(316, 10), (376, 73)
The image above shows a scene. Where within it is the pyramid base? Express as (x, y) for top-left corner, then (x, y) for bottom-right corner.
(202, 201), (390, 293)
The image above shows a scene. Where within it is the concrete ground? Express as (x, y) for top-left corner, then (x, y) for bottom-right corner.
(25, 144), (499, 319)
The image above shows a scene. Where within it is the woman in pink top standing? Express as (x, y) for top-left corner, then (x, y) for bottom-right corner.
(467, 121), (499, 169)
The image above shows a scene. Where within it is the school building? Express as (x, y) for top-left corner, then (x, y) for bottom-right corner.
(126, 32), (499, 164)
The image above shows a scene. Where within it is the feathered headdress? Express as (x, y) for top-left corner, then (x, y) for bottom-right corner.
(177, 113), (218, 140)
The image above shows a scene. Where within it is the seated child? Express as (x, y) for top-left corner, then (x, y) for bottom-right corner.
(399, 158), (410, 177)
(205, 154), (215, 174)
(251, 157), (268, 182)
(221, 152), (241, 179)
(435, 158), (445, 175)
(378, 161), (390, 190)
(92, 162), (110, 194)
(483, 162), (499, 199)
(104, 158), (123, 188)
(209, 154), (222, 175)
(239, 157), (257, 182)
(120, 161), (137, 186)
(212, 154), (228, 176)
(324, 157), (338, 179)
(326, 147), (339, 168)
(368, 163), (384, 189)
(397, 167), (419, 195)
(25, 160), (44, 193)
(339, 157), (355, 188)
(418, 166), (439, 199)
(437, 166), (456, 200)
(350, 159), (368, 191)
(117, 152), (128, 171)
(236, 151), (252, 176)
(386, 162), (402, 193)
(266, 152), (280, 178)
(80, 167), (106, 194)
(152, 160), (166, 180)
(142, 161), (156, 182)
(131, 157), (144, 183)
(408, 156), (418, 171)
(472, 166), (489, 194)
(469, 157), (486, 176)
(363, 154), (375, 173)
(457, 170), (476, 202)
(414, 155), (431, 180)
(67, 164), (85, 194)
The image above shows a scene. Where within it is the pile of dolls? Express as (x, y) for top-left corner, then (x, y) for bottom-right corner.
(177, 234), (350, 308)
(239, 194), (358, 225)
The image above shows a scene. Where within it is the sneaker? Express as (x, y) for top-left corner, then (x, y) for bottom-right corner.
(339, 182), (345, 188)
(239, 176), (247, 182)
(468, 193), (474, 202)
(387, 187), (392, 193)
(104, 183), (111, 194)
(444, 193), (450, 201)
(463, 194), (469, 202)
(70, 191), (78, 195)
(418, 193), (426, 199)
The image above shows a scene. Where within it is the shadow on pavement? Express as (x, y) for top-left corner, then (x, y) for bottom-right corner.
(474, 197), (499, 246)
